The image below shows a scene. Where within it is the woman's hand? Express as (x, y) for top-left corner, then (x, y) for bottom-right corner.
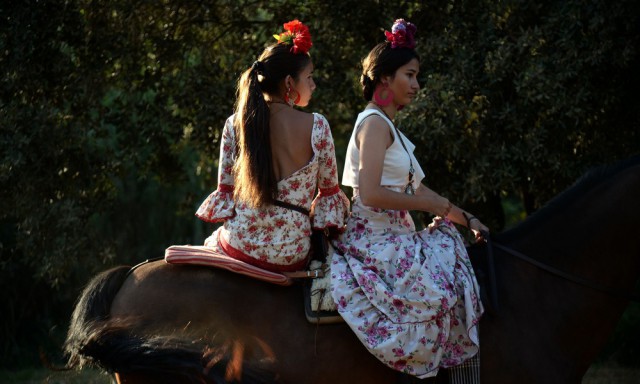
(468, 217), (490, 243)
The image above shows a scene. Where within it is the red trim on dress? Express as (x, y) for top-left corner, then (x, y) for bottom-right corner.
(195, 183), (235, 222)
(319, 185), (340, 196)
(195, 214), (234, 224)
(218, 235), (308, 273)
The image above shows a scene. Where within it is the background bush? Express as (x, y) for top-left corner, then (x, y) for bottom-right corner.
(1, 0), (638, 369)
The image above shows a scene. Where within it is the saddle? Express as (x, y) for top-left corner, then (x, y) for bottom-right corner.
(165, 245), (293, 285)
(302, 246), (344, 324)
(164, 244), (343, 324)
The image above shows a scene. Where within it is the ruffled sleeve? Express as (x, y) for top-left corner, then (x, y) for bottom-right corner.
(196, 117), (236, 223)
(310, 114), (350, 230)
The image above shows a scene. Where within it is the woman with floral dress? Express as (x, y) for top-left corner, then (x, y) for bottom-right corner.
(331, 19), (488, 380)
(196, 20), (349, 273)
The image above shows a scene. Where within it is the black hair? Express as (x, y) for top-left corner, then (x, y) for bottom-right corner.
(360, 41), (420, 101)
(233, 44), (311, 207)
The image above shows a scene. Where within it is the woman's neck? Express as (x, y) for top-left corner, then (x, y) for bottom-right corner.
(369, 101), (396, 120)
(268, 98), (289, 106)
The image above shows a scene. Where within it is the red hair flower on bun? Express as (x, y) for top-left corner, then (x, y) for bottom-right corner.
(385, 19), (417, 49)
(274, 19), (313, 54)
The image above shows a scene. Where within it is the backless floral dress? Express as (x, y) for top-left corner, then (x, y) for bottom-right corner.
(196, 113), (350, 272)
(330, 109), (483, 378)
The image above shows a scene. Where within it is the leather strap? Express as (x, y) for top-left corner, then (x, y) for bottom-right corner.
(491, 238), (640, 303)
(272, 199), (328, 279)
(272, 199), (310, 216)
(283, 266), (326, 279)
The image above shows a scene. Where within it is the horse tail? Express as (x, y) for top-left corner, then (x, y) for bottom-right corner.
(64, 265), (130, 369)
(64, 266), (280, 383)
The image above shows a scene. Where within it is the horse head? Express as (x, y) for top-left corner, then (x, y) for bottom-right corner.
(475, 155), (640, 383)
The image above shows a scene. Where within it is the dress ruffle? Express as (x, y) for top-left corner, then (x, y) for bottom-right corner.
(331, 199), (483, 379)
(195, 184), (235, 223)
(311, 186), (350, 230)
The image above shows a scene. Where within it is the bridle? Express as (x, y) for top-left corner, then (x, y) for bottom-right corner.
(480, 230), (640, 311)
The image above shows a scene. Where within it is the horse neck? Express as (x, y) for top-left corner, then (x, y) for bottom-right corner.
(504, 163), (640, 282)
(488, 163), (640, 379)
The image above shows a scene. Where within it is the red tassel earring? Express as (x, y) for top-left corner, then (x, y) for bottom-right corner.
(284, 85), (300, 107)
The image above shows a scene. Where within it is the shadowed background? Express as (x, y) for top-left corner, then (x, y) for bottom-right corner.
(1, 0), (638, 377)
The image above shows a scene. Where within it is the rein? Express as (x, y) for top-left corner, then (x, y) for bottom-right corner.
(482, 231), (640, 306)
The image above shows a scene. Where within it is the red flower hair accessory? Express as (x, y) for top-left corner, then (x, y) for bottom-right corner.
(385, 19), (417, 49)
(273, 19), (313, 54)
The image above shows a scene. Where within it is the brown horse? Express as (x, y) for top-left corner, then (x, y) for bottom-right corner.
(64, 156), (640, 383)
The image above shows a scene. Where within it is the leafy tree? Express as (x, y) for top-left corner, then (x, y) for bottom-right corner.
(399, 0), (640, 228)
(0, 0), (638, 368)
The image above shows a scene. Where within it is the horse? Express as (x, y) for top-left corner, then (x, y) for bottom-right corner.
(64, 155), (640, 383)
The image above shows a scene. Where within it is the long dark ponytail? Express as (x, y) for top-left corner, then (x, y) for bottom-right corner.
(233, 44), (311, 208)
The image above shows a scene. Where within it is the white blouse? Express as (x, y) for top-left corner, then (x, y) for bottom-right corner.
(342, 109), (425, 190)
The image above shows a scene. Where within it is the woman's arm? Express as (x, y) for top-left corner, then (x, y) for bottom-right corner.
(357, 117), (489, 240)
(195, 117), (237, 222)
(216, 118), (237, 188)
(417, 183), (490, 238)
(309, 114), (350, 230)
(357, 116), (451, 216)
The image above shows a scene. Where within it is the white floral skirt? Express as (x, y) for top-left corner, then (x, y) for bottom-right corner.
(330, 198), (483, 378)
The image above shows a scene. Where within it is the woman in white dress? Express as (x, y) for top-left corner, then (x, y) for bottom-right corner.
(331, 19), (488, 379)
(196, 20), (349, 273)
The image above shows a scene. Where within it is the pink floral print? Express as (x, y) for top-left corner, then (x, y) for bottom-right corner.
(331, 196), (483, 377)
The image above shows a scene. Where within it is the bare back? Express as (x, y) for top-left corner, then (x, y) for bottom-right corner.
(269, 106), (315, 181)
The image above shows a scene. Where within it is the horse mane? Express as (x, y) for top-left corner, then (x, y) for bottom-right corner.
(496, 154), (640, 242)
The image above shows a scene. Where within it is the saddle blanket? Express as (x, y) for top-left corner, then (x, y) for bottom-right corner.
(164, 245), (293, 286)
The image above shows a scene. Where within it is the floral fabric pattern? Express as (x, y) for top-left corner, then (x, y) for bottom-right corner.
(332, 198), (483, 378)
(331, 113), (483, 378)
(196, 113), (349, 272)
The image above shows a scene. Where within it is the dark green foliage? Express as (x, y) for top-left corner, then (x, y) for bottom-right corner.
(1, 0), (638, 368)
(399, 0), (640, 228)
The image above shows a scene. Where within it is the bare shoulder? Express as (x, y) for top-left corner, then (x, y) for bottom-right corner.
(273, 108), (315, 132)
(357, 112), (393, 147)
(270, 109), (315, 150)
(359, 113), (389, 132)
(291, 108), (316, 130)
